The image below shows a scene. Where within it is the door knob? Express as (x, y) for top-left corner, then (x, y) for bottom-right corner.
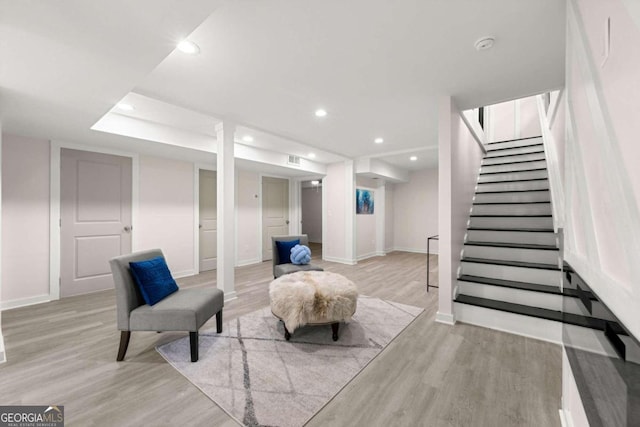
(199, 224), (203, 229)
(124, 226), (132, 233)
(286, 220), (290, 225)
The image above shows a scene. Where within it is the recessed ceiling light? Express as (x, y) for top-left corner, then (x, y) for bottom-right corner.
(474, 37), (495, 51)
(410, 156), (418, 161)
(117, 103), (134, 111)
(374, 138), (384, 144)
(242, 135), (254, 142)
(308, 152), (316, 159)
(311, 180), (320, 185)
(315, 109), (327, 117)
(177, 40), (200, 55)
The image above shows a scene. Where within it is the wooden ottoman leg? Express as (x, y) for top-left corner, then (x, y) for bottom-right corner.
(284, 324), (291, 341)
(331, 323), (339, 341)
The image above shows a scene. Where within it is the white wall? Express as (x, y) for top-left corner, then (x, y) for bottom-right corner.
(0, 125), (4, 363)
(564, 0), (640, 339)
(488, 95), (542, 142)
(355, 177), (377, 260)
(137, 155), (195, 277)
(236, 169), (260, 266)
(301, 187), (322, 243)
(1, 135), (50, 308)
(393, 168), (438, 253)
(438, 97), (484, 324)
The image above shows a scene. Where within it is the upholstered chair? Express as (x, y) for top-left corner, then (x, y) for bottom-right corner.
(109, 249), (223, 362)
(271, 234), (324, 278)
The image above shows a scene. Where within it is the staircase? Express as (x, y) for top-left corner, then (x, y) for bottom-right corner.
(453, 136), (616, 345)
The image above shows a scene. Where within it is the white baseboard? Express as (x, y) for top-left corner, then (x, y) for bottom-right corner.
(224, 291), (238, 302)
(392, 247), (436, 255)
(356, 252), (377, 261)
(558, 409), (571, 427)
(236, 257), (261, 267)
(0, 294), (51, 311)
(435, 311), (455, 325)
(323, 255), (357, 265)
(173, 269), (197, 279)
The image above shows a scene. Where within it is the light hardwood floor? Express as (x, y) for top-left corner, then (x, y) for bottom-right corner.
(0, 249), (561, 426)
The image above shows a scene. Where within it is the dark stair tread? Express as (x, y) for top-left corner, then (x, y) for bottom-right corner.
(487, 135), (543, 145)
(470, 214), (552, 217)
(482, 158), (547, 166)
(461, 257), (560, 271)
(480, 167), (547, 176)
(476, 189), (549, 194)
(458, 275), (561, 294)
(464, 241), (558, 250)
(467, 227), (555, 232)
(478, 177), (548, 184)
(484, 150), (545, 159)
(454, 295), (611, 331)
(486, 142), (543, 153)
(473, 201), (551, 205)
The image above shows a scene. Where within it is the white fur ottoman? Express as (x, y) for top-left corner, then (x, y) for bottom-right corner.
(269, 270), (358, 341)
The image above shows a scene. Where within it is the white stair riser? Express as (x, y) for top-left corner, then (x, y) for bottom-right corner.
(477, 180), (549, 192)
(483, 152), (546, 166)
(474, 191), (550, 203)
(466, 229), (558, 245)
(478, 169), (548, 183)
(481, 160), (547, 174)
(463, 245), (559, 264)
(458, 281), (562, 311)
(472, 203), (551, 215)
(486, 144), (544, 157)
(461, 261), (561, 286)
(454, 302), (562, 343)
(469, 216), (553, 229)
(485, 137), (543, 151)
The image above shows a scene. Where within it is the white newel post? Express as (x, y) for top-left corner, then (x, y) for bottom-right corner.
(216, 122), (237, 301)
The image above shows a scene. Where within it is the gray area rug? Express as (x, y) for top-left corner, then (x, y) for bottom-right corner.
(157, 296), (423, 427)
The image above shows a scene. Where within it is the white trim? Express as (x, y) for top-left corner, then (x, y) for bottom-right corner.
(435, 312), (455, 325)
(224, 291), (238, 302)
(49, 140), (139, 301)
(392, 247), (433, 254)
(460, 110), (488, 154)
(536, 94), (565, 231)
(236, 257), (261, 268)
(0, 126), (5, 363)
(0, 294), (51, 311)
(173, 270), (196, 280)
(356, 252), (378, 261)
(548, 89), (564, 129)
(322, 255), (357, 265)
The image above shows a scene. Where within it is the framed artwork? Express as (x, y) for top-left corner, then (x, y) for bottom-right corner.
(356, 188), (374, 214)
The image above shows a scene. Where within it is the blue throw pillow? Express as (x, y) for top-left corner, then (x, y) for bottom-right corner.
(275, 239), (299, 265)
(129, 256), (179, 306)
(290, 244), (311, 265)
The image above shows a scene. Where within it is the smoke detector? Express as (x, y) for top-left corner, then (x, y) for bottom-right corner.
(475, 37), (495, 51)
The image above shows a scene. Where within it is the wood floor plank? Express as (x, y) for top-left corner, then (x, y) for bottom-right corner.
(0, 248), (560, 426)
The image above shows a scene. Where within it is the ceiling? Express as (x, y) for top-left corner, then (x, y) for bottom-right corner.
(0, 0), (565, 176)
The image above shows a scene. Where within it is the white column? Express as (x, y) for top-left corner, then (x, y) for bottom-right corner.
(344, 160), (356, 264)
(375, 181), (386, 256)
(216, 122), (237, 301)
(437, 96), (455, 325)
(289, 179), (302, 235)
(0, 123), (5, 363)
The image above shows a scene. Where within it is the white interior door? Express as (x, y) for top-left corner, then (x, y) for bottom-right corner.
(60, 149), (132, 297)
(262, 177), (289, 261)
(199, 169), (217, 272)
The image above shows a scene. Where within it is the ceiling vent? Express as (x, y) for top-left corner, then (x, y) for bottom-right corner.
(287, 155), (301, 166)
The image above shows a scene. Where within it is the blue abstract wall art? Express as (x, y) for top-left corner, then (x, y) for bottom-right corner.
(356, 188), (374, 214)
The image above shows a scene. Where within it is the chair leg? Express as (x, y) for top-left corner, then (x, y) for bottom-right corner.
(190, 331), (199, 362)
(216, 309), (223, 333)
(117, 331), (131, 361)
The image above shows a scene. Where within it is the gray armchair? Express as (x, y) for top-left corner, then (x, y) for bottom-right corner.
(109, 249), (224, 362)
(271, 234), (324, 278)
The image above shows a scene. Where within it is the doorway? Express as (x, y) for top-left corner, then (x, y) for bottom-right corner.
(60, 149), (132, 297)
(301, 179), (323, 253)
(262, 177), (289, 261)
(198, 169), (217, 272)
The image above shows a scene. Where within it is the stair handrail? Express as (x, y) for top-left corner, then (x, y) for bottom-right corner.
(536, 92), (565, 231)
